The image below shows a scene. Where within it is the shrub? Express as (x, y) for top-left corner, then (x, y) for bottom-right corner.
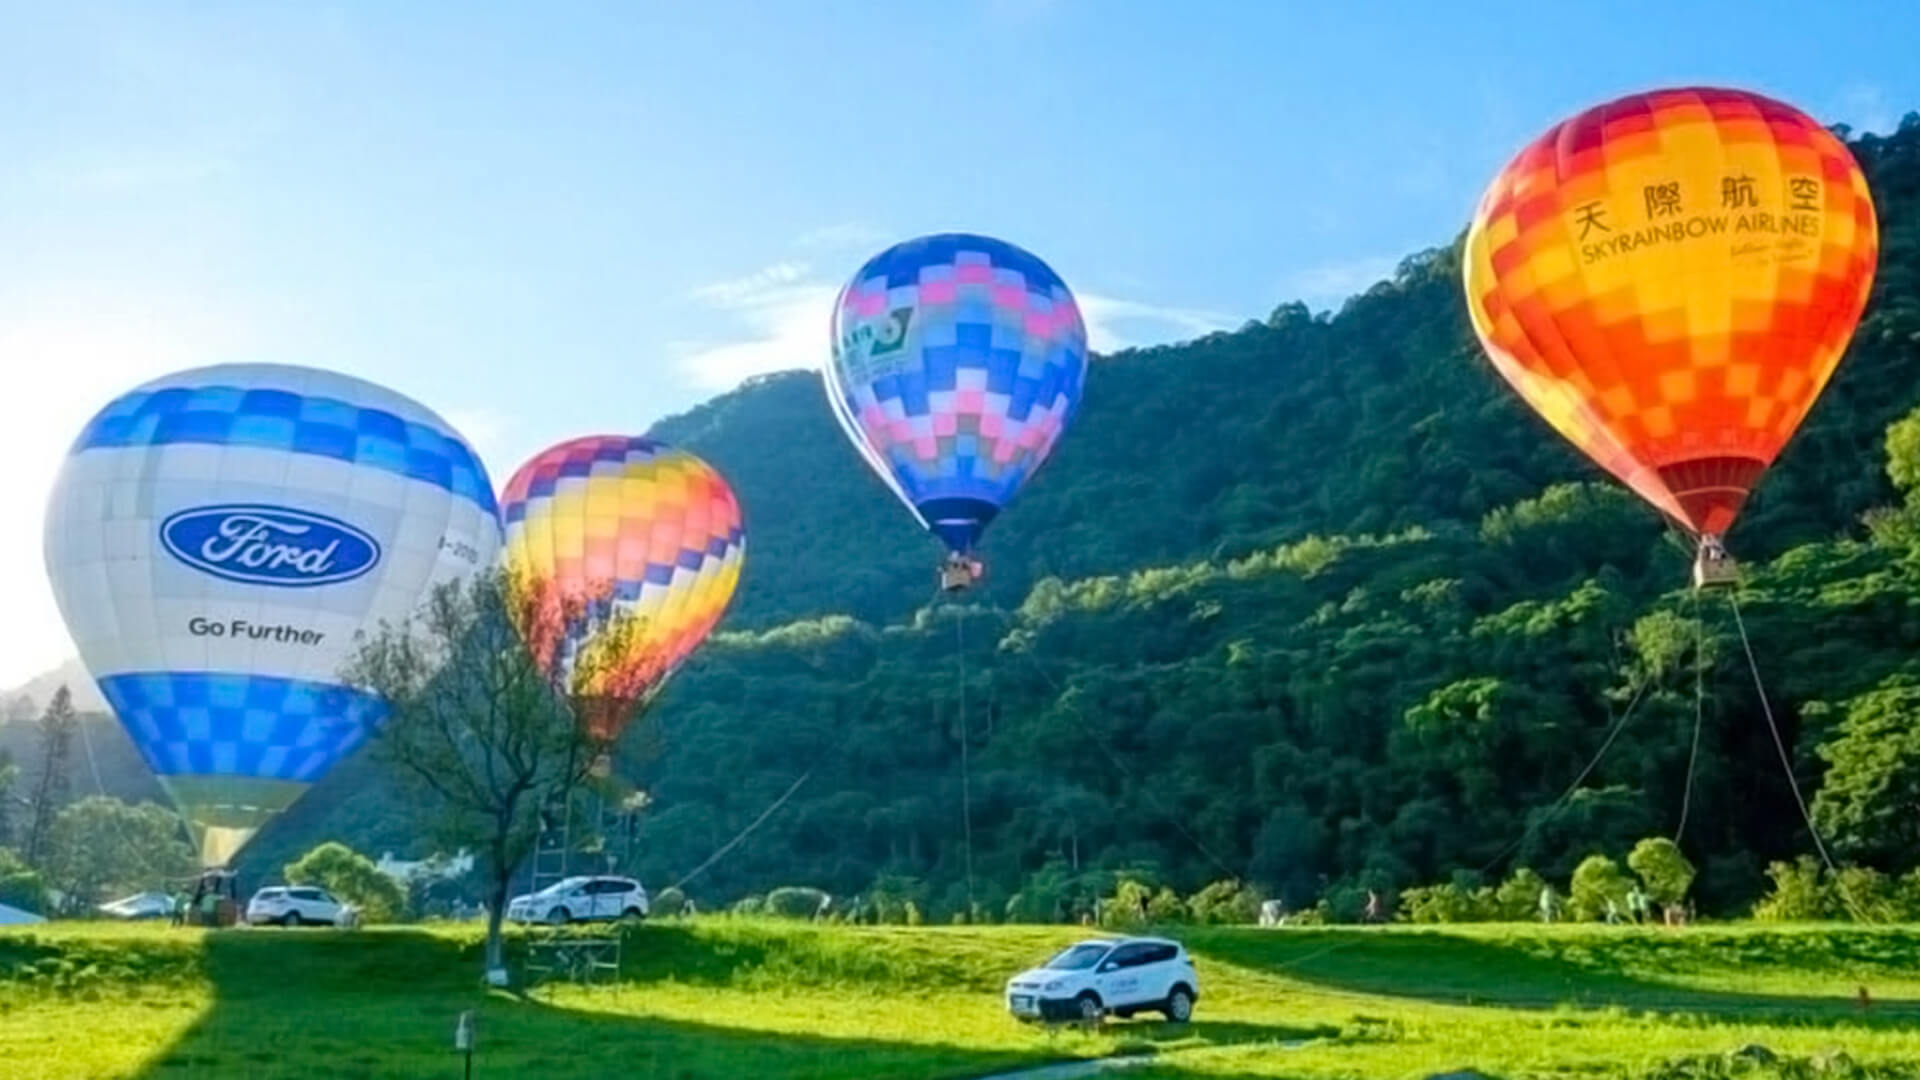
(1187, 879), (1261, 925)
(1627, 838), (1697, 906)
(1569, 855), (1632, 921)
(765, 886), (832, 920)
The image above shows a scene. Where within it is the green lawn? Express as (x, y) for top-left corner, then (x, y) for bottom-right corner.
(4, 919), (1920, 1079)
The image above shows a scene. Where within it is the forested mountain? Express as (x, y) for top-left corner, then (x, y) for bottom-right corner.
(12, 114), (1920, 918)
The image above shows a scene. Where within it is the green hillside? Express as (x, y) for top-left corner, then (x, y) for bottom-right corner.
(14, 115), (1920, 918)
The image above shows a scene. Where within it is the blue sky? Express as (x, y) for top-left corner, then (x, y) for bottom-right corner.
(2, 0), (1916, 685)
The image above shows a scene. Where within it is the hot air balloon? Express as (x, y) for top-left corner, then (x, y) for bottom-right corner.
(43, 363), (502, 868)
(825, 232), (1088, 591)
(498, 436), (744, 744)
(1463, 86), (1878, 587)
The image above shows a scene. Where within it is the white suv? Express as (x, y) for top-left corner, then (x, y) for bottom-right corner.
(246, 885), (348, 927)
(506, 875), (649, 925)
(1005, 936), (1199, 1024)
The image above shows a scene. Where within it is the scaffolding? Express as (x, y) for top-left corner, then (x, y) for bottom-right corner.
(528, 779), (649, 896)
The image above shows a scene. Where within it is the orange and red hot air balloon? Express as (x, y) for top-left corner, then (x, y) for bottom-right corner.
(498, 436), (745, 744)
(1463, 86), (1878, 585)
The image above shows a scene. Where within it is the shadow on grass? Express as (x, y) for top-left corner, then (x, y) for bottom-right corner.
(1180, 925), (1920, 1028)
(125, 926), (1321, 1080)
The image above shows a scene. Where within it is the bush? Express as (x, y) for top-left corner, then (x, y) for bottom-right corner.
(1627, 837), (1696, 906)
(0, 847), (47, 915)
(765, 886), (832, 919)
(284, 842), (405, 923)
(1187, 879), (1261, 925)
(653, 886), (688, 916)
(1493, 868), (1548, 920)
(1399, 882), (1496, 923)
(730, 894), (766, 916)
(1569, 855), (1631, 921)
(1751, 857), (1833, 921)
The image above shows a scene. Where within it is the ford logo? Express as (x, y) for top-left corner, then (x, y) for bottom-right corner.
(160, 504), (381, 588)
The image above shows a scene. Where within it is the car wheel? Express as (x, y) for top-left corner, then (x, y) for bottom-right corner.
(283, 912), (302, 927)
(548, 906), (571, 925)
(1163, 985), (1194, 1024)
(1075, 992), (1104, 1023)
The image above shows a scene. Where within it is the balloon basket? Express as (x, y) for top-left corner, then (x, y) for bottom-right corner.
(940, 556), (984, 593)
(1692, 542), (1738, 589)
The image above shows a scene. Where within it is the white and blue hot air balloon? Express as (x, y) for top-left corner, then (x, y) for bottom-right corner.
(43, 363), (502, 868)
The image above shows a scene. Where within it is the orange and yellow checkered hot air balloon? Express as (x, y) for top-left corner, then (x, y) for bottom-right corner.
(1463, 86), (1878, 580)
(500, 436), (745, 741)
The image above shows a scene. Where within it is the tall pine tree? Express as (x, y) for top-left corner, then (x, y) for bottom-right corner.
(23, 687), (76, 869)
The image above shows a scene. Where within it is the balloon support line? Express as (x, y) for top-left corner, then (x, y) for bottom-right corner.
(1475, 678), (1652, 878)
(1724, 592), (1874, 923)
(1673, 588), (1707, 845)
(955, 604), (977, 918)
(977, 588), (1242, 883)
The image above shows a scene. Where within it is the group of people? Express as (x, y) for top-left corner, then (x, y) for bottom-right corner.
(1537, 883), (1692, 926)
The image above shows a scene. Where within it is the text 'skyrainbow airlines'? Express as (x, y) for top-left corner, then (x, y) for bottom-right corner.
(1462, 86), (1878, 583)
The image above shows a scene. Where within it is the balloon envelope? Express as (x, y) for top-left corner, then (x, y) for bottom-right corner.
(825, 232), (1088, 553)
(43, 363), (502, 867)
(499, 436), (745, 740)
(1462, 86), (1878, 538)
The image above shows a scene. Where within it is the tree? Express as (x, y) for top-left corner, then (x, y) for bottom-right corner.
(0, 847), (47, 913)
(1568, 854), (1632, 921)
(45, 796), (195, 908)
(1627, 838), (1697, 907)
(285, 841), (406, 923)
(1810, 676), (1920, 868)
(22, 687), (76, 869)
(0, 749), (17, 850)
(340, 568), (636, 986)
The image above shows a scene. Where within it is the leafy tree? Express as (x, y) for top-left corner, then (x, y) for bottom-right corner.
(1751, 856), (1832, 921)
(764, 886), (831, 919)
(0, 749), (16, 850)
(45, 796), (195, 908)
(1186, 879), (1260, 924)
(1492, 868), (1549, 921)
(1809, 675), (1920, 868)
(284, 841), (406, 923)
(1627, 838), (1697, 907)
(0, 847), (47, 913)
(340, 569), (628, 985)
(1568, 854), (1632, 921)
(22, 687), (76, 868)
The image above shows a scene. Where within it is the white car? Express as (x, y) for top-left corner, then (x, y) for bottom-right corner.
(506, 875), (649, 925)
(246, 885), (348, 927)
(1005, 936), (1199, 1024)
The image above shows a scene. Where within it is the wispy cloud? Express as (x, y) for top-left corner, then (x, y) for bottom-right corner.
(1281, 256), (1399, 308)
(1077, 294), (1236, 354)
(675, 263), (838, 392)
(675, 259), (1239, 391)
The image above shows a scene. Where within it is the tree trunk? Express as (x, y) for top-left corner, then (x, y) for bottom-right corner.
(484, 870), (510, 986)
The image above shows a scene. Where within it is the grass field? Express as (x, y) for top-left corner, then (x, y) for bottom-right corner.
(5, 918), (1920, 1079)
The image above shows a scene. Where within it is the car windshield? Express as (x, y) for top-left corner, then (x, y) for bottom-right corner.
(534, 877), (589, 898)
(1043, 944), (1111, 971)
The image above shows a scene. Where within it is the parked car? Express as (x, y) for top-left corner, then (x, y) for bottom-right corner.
(97, 891), (175, 920)
(245, 885), (349, 927)
(506, 875), (649, 925)
(1004, 936), (1199, 1024)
